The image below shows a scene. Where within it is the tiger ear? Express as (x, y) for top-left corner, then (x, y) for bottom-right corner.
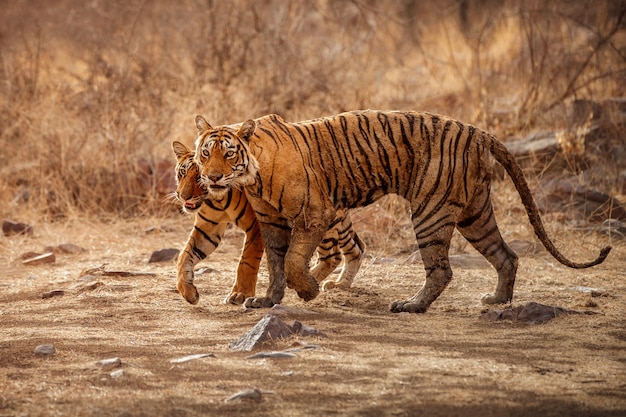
(172, 141), (191, 160)
(237, 119), (256, 142)
(195, 115), (212, 133)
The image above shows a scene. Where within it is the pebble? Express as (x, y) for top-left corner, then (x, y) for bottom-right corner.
(110, 369), (124, 378)
(22, 252), (56, 266)
(569, 286), (610, 297)
(2, 220), (33, 236)
(224, 388), (264, 403)
(169, 353), (215, 364)
(96, 357), (122, 370)
(148, 248), (180, 263)
(44, 243), (86, 254)
(245, 351), (298, 359)
(41, 290), (65, 299)
(34, 344), (56, 356)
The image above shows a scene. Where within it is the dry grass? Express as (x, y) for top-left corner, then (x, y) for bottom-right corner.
(0, 0), (624, 221)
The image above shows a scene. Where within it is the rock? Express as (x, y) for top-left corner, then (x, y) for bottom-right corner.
(291, 320), (327, 338)
(169, 353), (215, 364)
(601, 219), (626, 238)
(22, 252), (56, 266)
(229, 315), (295, 352)
(245, 351), (298, 359)
(480, 302), (596, 325)
(110, 369), (124, 378)
(44, 243), (86, 254)
(230, 314), (326, 351)
(569, 286), (610, 297)
(148, 248), (180, 263)
(34, 344), (56, 356)
(196, 267), (219, 275)
(79, 265), (157, 278)
(41, 290), (65, 299)
(2, 220), (33, 236)
(224, 388), (264, 403)
(535, 177), (626, 222)
(96, 357), (122, 370)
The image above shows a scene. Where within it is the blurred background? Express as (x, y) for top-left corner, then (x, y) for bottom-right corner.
(0, 0), (624, 222)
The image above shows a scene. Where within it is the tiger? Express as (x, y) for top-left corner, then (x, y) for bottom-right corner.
(193, 110), (611, 313)
(172, 140), (365, 305)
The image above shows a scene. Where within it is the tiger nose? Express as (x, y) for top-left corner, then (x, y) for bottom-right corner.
(207, 173), (223, 182)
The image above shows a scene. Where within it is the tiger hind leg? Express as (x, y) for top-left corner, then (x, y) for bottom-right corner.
(284, 228), (324, 301)
(390, 223), (455, 313)
(457, 185), (518, 305)
(321, 231), (365, 291)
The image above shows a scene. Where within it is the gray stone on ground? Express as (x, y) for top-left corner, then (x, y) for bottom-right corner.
(230, 314), (326, 351)
(34, 344), (56, 356)
(96, 357), (122, 370)
(480, 302), (596, 325)
(148, 248), (180, 263)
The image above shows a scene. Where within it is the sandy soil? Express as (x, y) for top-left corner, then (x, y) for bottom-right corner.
(0, 214), (625, 417)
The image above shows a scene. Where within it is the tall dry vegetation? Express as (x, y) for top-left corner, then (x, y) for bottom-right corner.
(0, 0), (624, 220)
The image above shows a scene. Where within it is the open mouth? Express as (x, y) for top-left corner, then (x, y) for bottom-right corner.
(184, 201), (202, 211)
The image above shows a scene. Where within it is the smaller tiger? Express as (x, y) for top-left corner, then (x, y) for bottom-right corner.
(173, 141), (263, 305)
(172, 141), (365, 305)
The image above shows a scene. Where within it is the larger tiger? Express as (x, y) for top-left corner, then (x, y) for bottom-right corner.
(172, 140), (365, 305)
(194, 110), (611, 313)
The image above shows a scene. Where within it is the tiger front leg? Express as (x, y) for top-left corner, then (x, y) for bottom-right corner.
(243, 221), (289, 309)
(176, 250), (200, 305)
(176, 222), (227, 305)
(225, 217), (265, 305)
(284, 228), (325, 301)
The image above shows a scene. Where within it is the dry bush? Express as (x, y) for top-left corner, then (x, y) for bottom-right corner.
(0, 0), (624, 222)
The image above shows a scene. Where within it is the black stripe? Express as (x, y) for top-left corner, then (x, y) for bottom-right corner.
(194, 225), (221, 248)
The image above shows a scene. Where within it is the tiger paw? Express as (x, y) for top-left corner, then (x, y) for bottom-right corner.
(177, 281), (199, 305)
(481, 293), (512, 305)
(296, 285), (320, 302)
(225, 291), (248, 305)
(243, 297), (275, 309)
(389, 299), (428, 314)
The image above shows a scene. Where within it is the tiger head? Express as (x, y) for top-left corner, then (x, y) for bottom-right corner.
(171, 140), (206, 212)
(193, 115), (259, 197)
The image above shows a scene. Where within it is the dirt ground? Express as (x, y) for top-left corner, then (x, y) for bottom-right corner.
(1, 213), (625, 417)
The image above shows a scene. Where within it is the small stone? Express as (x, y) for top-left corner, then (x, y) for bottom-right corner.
(2, 220), (33, 237)
(96, 357), (122, 370)
(196, 267), (218, 275)
(41, 290), (65, 299)
(148, 248), (179, 263)
(569, 286), (610, 297)
(20, 251), (42, 260)
(22, 252), (55, 266)
(169, 353), (215, 364)
(110, 369), (124, 378)
(245, 351), (298, 359)
(224, 388), (264, 403)
(44, 243), (86, 254)
(34, 344), (56, 356)
(291, 320), (327, 338)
